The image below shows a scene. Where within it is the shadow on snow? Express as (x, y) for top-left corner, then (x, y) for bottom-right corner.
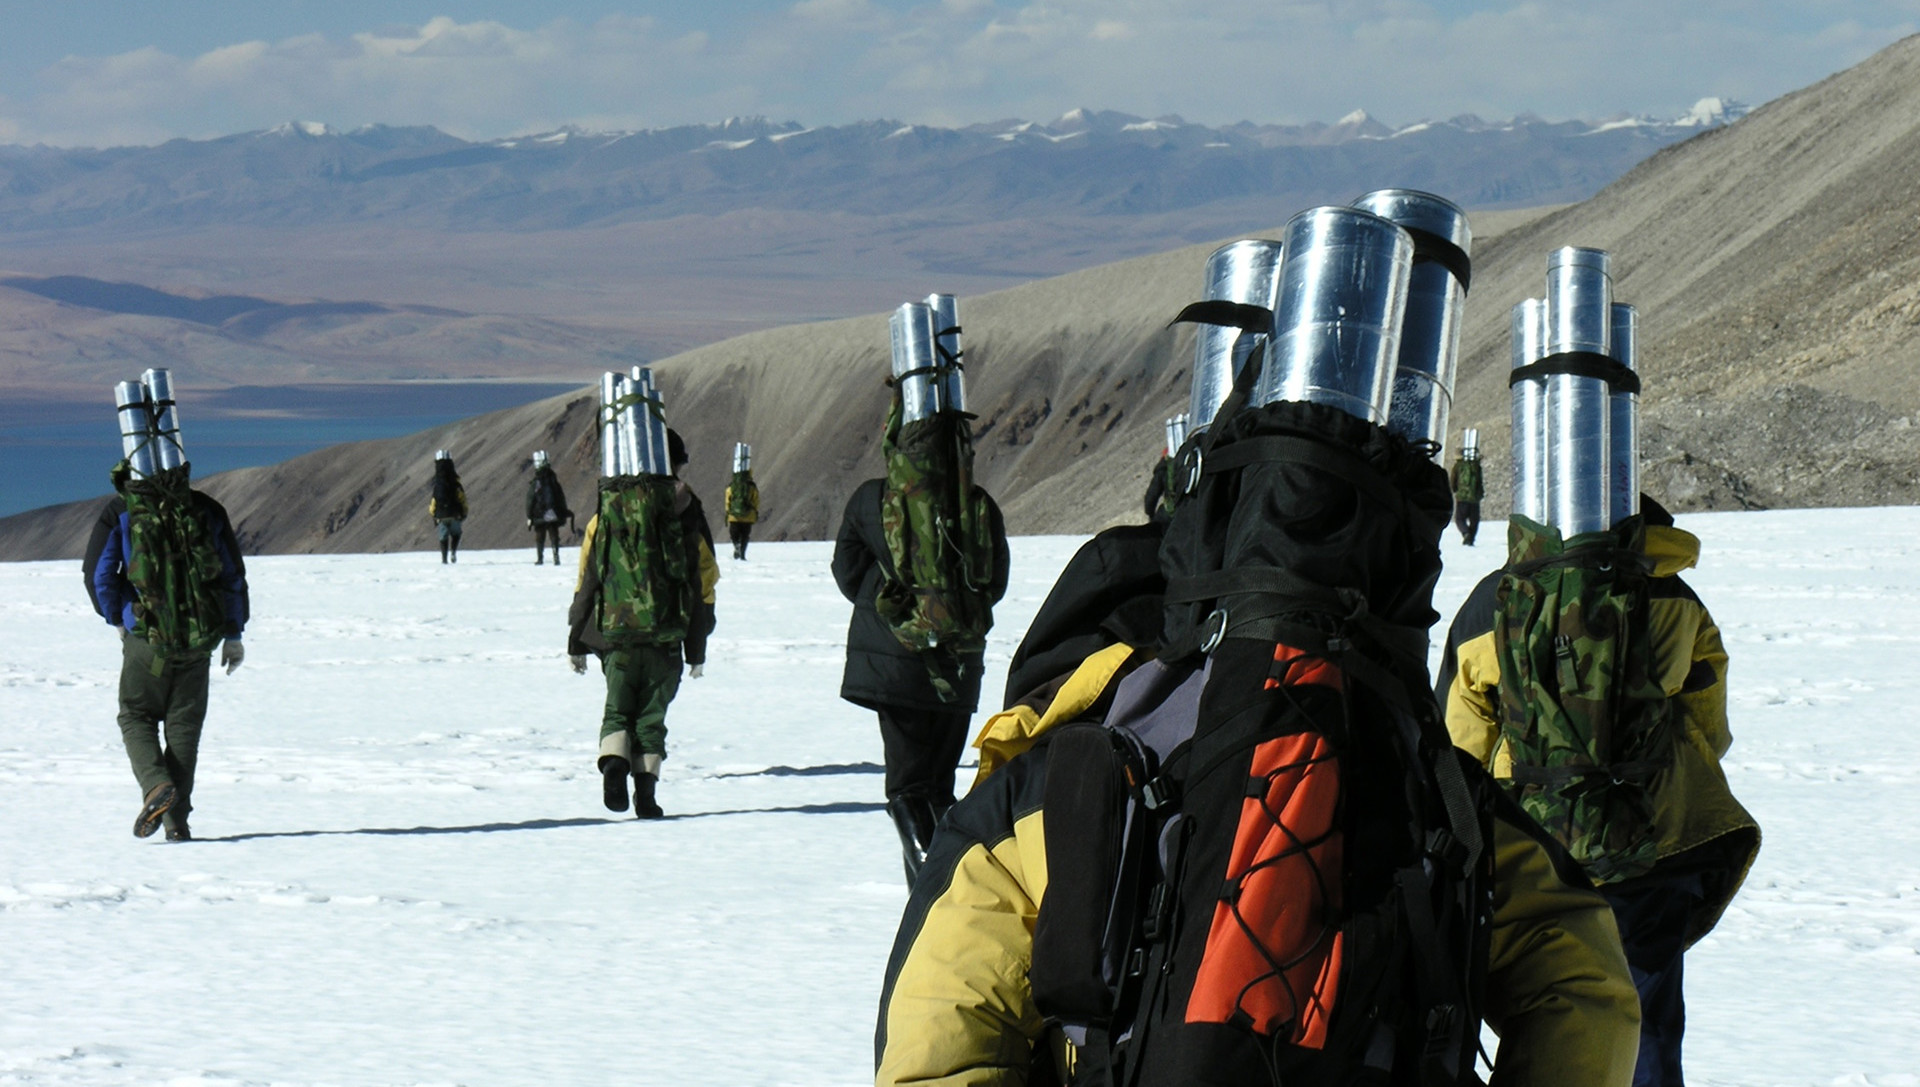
(206, 802), (887, 841)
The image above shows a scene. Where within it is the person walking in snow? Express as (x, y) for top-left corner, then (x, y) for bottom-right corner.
(84, 461), (250, 842)
(525, 450), (572, 566)
(831, 473), (1008, 881)
(723, 465), (759, 561)
(567, 430), (719, 819)
(1450, 443), (1485, 546)
(1435, 495), (1760, 1086)
(429, 449), (468, 564)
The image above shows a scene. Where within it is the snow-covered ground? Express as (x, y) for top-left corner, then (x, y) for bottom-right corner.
(2, 509), (1916, 1086)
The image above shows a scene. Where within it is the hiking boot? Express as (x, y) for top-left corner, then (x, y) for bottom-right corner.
(165, 821), (192, 842)
(134, 782), (177, 839)
(632, 772), (664, 819)
(602, 756), (631, 813)
(886, 792), (939, 883)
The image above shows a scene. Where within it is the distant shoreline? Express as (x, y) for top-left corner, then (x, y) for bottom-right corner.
(3, 381), (584, 518)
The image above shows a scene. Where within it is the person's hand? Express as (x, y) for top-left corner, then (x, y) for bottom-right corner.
(569, 654), (588, 675)
(688, 663), (704, 679)
(221, 639), (245, 675)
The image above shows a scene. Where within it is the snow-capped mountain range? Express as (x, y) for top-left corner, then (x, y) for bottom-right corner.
(0, 101), (1746, 233)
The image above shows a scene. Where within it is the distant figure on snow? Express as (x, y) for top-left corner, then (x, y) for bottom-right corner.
(568, 429), (719, 819)
(1451, 442), (1484, 546)
(84, 460), (250, 842)
(724, 462), (759, 560)
(525, 450), (572, 566)
(430, 449), (468, 564)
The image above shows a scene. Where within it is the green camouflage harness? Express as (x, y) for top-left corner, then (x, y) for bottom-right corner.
(122, 464), (229, 664)
(875, 400), (998, 702)
(1452, 456), (1484, 503)
(592, 475), (693, 648)
(1492, 514), (1672, 883)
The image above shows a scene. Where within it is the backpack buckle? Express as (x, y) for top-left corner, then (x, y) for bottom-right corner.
(1140, 776), (1177, 812)
(1199, 608), (1228, 653)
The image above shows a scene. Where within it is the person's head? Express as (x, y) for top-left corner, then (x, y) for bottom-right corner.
(668, 429), (688, 472)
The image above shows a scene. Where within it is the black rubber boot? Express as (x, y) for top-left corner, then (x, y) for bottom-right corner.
(601, 757), (631, 813)
(439, 540), (449, 564)
(632, 772), (664, 819)
(449, 539), (459, 564)
(886, 792), (939, 884)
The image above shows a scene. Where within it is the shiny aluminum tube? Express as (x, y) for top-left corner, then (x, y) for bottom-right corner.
(1545, 247), (1612, 356)
(142, 368), (186, 471)
(115, 381), (156, 479)
(734, 442), (751, 473)
(1189, 239), (1284, 430)
(1542, 248), (1613, 533)
(631, 367), (670, 477)
(616, 374), (644, 477)
(890, 303), (940, 422)
(1510, 299), (1549, 522)
(599, 374), (622, 476)
(1546, 373), (1611, 536)
(1259, 208), (1411, 425)
(1351, 190), (1470, 454)
(1164, 414), (1189, 456)
(1609, 303), (1640, 525)
(925, 293), (966, 415)
(1461, 426), (1479, 459)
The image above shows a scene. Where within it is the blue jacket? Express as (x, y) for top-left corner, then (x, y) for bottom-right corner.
(84, 494), (249, 639)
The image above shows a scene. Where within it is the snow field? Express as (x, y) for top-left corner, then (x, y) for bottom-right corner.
(2, 509), (1917, 1084)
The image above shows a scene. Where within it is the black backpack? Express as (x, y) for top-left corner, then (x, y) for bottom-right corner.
(1028, 399), (1492, 1086)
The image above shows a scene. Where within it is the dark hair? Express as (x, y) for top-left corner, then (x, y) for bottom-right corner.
(667, 429), (688, 468)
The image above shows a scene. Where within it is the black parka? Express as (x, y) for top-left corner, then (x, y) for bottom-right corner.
(832, 477), (1010, 715)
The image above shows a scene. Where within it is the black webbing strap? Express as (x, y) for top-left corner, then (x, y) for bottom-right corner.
(1167, 300), (1274, 335)
(1507, 759), (1665, 788)
(1403, 226), (1472, 293)
(1508, 351), (1641, 395)
(1163, 566), (1351, 614)
(1200, 435), (1408, 517)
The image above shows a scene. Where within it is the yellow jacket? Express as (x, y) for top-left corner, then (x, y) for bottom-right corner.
(1436, 523), (1761, 945)
(877, 646), (1640, 1087)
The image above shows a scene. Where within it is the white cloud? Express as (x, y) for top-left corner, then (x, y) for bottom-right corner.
(0, 5), (1915, 146)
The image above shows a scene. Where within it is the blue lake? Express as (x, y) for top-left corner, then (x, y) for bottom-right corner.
(3, 382), (585, 518)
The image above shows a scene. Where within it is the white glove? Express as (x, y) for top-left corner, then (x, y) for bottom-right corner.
(689, 663), (705, 679)
(221, 639), (245, 675)
(569, 654), (588, 675)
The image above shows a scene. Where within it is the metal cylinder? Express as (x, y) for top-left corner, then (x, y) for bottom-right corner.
(533, 449), (548, 469)
(925, 293), (966, 415)
(599, 373), (621, 477)
(1259, 207), (1412, 425)
(1539, 249), (1614, 533)
(1189, 239), (1284, 430)
(1164, 414), (1189, 456)
(1510, 299), (1549, 522)
(142, 368), (186, 471)
(1461, 426), (1479, 459)
(1352, 190), (1470, 454)
(1609, 303), (1640, 526)
(114, 381), (156, 480)
(630, 366), (671, 477)
(1545, 247), (1612, 357)
(614, 374), (643, 477)
(890, 303), (940, 423)
(734, 442), (751, 473)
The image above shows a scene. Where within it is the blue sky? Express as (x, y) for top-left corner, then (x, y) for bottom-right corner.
(2, 2), (1915, 146)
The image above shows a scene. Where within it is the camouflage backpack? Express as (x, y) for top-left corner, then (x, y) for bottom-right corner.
(1452, 457), (1483, 503)
(1492, 514), (1673, 884)
(592, 475), (694, 648)
(875, 399), (998, 702)
(726, 471), (758, 522)
(123, 464), (230, 659)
